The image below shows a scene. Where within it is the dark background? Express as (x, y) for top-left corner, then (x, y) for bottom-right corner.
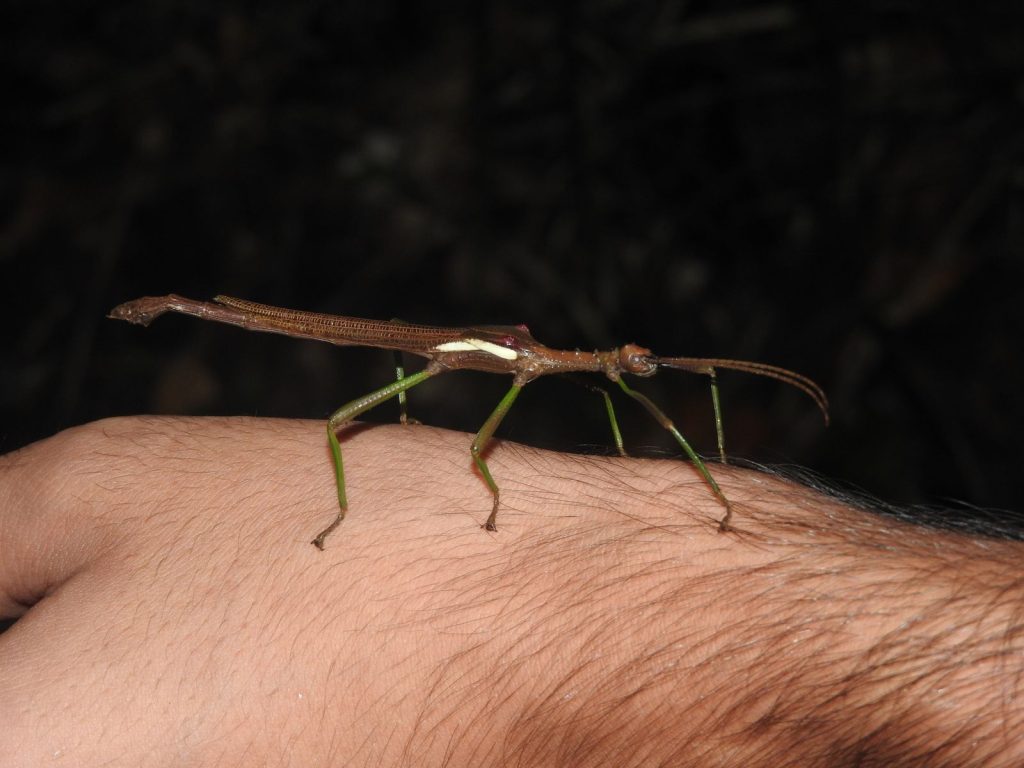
(3, 1), (1022, 521)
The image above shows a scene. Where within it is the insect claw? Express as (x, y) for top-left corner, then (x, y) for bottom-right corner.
(718, 501), (734, 532)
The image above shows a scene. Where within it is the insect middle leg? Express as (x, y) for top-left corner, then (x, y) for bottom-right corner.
(471, 384), (523, 531)
(560, 375), (628, 457)
(589, 383), (627, 457)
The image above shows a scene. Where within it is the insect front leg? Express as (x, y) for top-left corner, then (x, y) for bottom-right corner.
(615, 377), (734, 531)
(708, 368), (727, 464)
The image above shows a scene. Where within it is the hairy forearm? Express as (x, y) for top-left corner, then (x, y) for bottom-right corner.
(2, 417), (1021, 767)
(416, 441), (1024, 766)
(535, 471), (1024, 766)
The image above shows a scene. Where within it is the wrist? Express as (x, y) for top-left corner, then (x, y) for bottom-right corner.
(485, 458), (1024, 766)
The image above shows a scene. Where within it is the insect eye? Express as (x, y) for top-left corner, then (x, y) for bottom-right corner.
(618, 344), (656, 375)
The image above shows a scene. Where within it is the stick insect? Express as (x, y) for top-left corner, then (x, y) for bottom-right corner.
(109, 295), (829, 548)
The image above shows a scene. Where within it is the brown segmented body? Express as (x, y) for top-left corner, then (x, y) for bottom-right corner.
(109, 292), (828, 546)
(214, 296), (476, 351)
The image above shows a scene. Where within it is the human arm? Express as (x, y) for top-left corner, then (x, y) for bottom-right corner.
(1, 417), (1021, 766)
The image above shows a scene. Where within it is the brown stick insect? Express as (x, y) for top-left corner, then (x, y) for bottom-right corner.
(109, 295), (829, 548)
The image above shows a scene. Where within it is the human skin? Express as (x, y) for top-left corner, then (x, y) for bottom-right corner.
(1, 417), (1022, 766)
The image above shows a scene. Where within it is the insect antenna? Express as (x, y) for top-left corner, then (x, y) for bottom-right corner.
(653, 357), (829, 425)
